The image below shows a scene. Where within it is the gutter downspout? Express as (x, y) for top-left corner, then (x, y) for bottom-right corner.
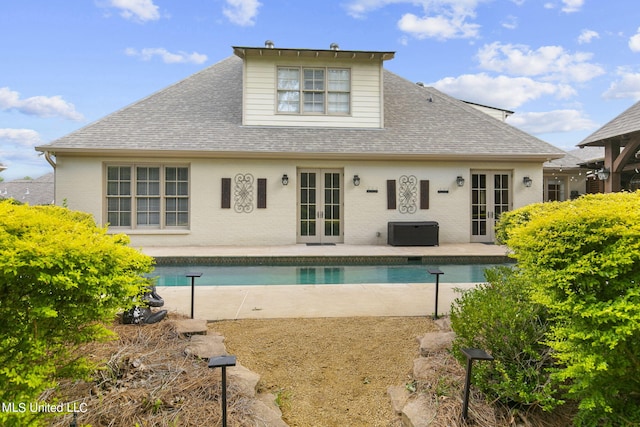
(43, 151), (56, 169)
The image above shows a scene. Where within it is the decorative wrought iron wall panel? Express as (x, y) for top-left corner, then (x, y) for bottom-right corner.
(398, 175), (417, 214)
(234, 173), (254, 213)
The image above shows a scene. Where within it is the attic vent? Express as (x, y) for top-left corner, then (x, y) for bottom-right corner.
(416, 82), (425, 87)
(264, 40), (275, 49)
(330, 43), (340, 51)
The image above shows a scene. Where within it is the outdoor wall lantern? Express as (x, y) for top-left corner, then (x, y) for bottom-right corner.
(597, 168), (610, 181)
(456, 176), (465, 187)
(281, 174), (289, 186)
(523, 176), (533, 187)
(353, 175), (361, 186)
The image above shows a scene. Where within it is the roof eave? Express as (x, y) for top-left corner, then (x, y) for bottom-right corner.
(232, 46), (395, 61)
(36, 147), (563, 163)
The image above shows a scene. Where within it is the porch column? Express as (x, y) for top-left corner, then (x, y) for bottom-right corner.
(604, 141), (621, 193)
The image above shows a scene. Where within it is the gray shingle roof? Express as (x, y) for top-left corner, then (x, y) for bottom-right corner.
(579, 100), (640, 146)
(38, 55), (564, 161)
(1, 172), (54, 205)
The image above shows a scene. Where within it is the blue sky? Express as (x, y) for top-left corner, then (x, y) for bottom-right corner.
(1, 0), (640, 181)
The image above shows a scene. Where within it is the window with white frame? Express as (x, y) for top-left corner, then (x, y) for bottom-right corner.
(277, 67), (350, 114)
(106, 165), (189, 229)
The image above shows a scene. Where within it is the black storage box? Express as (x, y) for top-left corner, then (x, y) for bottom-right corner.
(388, 221), (439, 246)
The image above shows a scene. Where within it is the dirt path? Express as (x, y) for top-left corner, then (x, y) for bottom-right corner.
(211, 316), (436, 427)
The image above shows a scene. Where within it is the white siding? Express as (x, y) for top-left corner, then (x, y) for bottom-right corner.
(243, 56), (383, 128)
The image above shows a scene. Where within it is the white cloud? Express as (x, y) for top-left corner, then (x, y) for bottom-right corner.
(506, 110), (598, 135)
(430, 73), (573, 110)
(578, 29), (599, 44)
(398, 12), (479, 39)
(603, 69), (640, 100)
(476, 42), (605, 83)
(0, 87), (84, 121)
(561, 0), (584, 13)
(501, 15), (517, 30)
(0, 129), (41, 147)
(108, 0), (160, 22)
(345, 0), (484, 40)
(0, 129), (48, 181)
(223, 0), (261, 26)
(344, 0), (401, 19)
(125, 48), (207, 64)
(629, 27), (640, 52)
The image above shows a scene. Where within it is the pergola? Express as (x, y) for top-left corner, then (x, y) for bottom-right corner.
(579, 100), (640, 193)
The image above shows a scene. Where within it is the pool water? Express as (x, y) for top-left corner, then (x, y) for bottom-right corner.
(150, 264), (508, 286)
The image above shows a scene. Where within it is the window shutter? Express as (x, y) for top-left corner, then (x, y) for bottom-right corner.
(387, 180), (396, 210)
(257, 178), (267, 209)
(420, 180), (429, 209)
(221, 178), (231, 209)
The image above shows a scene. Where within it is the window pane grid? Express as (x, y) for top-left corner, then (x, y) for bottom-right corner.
(164, 167), (189, 227)
(106, 165), (189, 229)
(106, 166), (132, 227)
(277, 67), (350, 115)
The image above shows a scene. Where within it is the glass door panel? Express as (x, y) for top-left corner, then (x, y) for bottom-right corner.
(298, 169), (343, 243)
(471, 171), (510, 243)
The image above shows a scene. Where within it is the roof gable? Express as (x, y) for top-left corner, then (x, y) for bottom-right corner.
(580, 100), (640, 146)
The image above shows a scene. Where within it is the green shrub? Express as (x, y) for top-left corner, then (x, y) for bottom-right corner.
(450, 266), (561, 411)
(0, 199), (153, 426)
(498, 192), (640, 426)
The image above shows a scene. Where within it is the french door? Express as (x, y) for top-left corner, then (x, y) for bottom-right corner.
(298, 169), (343, 244)
(470, 171), (511, 243)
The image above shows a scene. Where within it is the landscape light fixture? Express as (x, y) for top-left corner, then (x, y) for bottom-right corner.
(456, 176), (465, 187)
(208, 355), (237, 427)
(597, 168), (610, 181)
(427, 267), (444, 319)
(353, 175), (361, 186)
(281, 174), (289, 186)
(461, 348), (494, 421)
(186, 272), (202, 319)
(522, 176), (533, 187)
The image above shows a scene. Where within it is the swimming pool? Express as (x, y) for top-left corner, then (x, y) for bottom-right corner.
(149, 263), (509, 286)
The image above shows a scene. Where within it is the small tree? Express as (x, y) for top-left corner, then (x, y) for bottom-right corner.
(0, 199), (153, 426)
(498, 192), (640, 426)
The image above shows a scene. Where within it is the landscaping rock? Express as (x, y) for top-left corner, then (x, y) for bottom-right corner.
(387, 385), (410, 415)
(412, 357), (439, 381)
(433, 316), (451, 331)
(228, 363), (261, 398)
(249, 394), (288, 427)
(172, 318), (208, 336)
(183, 334), (227, 359)
(418, 331), (455, 356)
(401, 395), (437, 427)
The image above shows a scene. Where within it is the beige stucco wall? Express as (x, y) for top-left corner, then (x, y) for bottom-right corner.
(54, 155), (544, 247)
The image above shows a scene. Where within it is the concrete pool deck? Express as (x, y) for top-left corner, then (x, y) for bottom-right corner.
(143, 243), (510, 321)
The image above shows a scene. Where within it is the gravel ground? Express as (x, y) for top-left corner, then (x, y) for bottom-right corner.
(211, 316), (436, 427)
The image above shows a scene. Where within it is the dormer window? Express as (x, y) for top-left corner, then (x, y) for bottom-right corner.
(277, 67), (350, 115)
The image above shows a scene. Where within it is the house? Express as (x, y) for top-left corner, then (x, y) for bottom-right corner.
(36, 42), (565, 247)
(542, 151), (588, 201)
(578, 100), (640, 193)
(0, 173), (54, 205)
